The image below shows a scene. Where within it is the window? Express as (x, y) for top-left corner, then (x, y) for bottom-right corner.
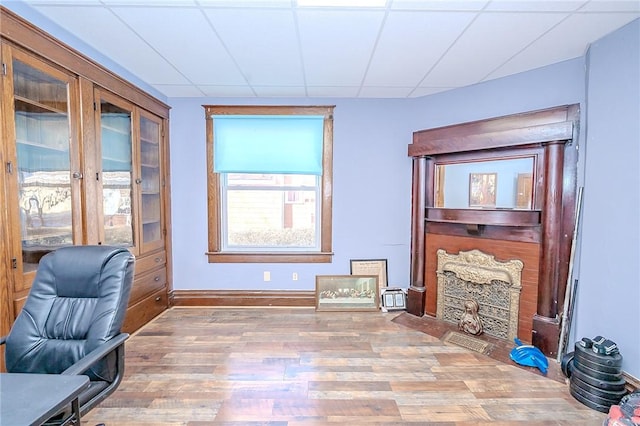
(205, 105), (334, 263)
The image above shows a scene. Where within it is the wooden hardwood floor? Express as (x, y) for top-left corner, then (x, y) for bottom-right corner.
(83, 307), (606, 425)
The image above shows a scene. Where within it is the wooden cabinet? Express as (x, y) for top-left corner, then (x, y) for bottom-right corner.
(0, 7), (172, 338)
(138, 111), (165, 254)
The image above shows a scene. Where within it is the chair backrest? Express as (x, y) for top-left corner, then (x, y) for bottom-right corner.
(5, 245), (134, 381)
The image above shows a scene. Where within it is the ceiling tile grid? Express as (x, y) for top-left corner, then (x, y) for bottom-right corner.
(9, 0), (640, 98)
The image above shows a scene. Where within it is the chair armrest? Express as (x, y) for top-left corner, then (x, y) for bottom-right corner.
(62, 333), (129, 376)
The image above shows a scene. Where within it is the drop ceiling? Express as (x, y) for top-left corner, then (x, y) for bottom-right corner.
(7, 0), (640, 98)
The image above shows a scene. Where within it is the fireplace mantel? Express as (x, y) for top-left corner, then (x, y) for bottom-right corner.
(406, 105), (580, 356)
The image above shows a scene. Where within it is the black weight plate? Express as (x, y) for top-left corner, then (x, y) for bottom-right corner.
(570, 380), (624, 407)
(571, 373), (628, 399)
(573, 359), (623, 382)
(574, 342), (623, 367)
(573, 353), (623, 374)
(570, 384), (613, 413)
(573, 368), (626, 391)
(570, 362), (626, 391)
(561, 352), (574, 378)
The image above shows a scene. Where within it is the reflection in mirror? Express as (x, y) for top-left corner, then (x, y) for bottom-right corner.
(435, 157), (534, 210)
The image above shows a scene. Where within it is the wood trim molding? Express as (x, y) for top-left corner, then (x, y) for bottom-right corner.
(409, 122), (573, 157)
(410, 157), (426, 288)
(206, 252), (333, 263)
(171, 290), (316, 307)
(409, 104), (579, 157)
(426, 208), (541, 227)
(623, 371), (640, 393)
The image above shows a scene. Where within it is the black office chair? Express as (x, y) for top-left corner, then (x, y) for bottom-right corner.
(0, 245), (134, 424)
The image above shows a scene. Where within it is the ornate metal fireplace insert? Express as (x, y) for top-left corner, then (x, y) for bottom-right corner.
(436, 249), (524, 341)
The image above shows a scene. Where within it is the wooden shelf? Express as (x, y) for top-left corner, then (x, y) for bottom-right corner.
(141, 137), (159, 145)
(425, 207), (541, 227)
(101, 123), (131, 136)
(15, 96), (67, 115)
(17, 138), (67, 152)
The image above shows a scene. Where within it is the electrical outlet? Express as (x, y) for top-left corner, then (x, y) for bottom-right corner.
(263, 271), (270, 281)
(292, 272), (298, 281)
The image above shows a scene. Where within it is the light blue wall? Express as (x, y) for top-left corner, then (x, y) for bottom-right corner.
(169, 59), (585, 293)
(169, 98), (416, 290)
(573, 19), (640, 377)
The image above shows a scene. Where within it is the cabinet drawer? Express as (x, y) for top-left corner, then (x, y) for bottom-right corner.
(135, 251), (166, 276)
(122, 288), (168, 334)
(129, 268), (166, 305)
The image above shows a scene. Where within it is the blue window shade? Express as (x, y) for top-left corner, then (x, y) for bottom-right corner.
(213, 115), (324, 175)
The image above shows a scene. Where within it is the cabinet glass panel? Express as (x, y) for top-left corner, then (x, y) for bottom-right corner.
(13, 58), (72, 271)
(139, 115), (162, 249)
(100, 100), (133, 247)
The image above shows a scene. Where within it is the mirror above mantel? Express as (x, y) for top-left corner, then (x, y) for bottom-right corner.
(424, 146), (546, 228)
(435, 157), (535, 210)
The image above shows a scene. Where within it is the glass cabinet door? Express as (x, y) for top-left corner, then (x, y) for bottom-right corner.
(138, 111), (164, 253)
(5, 48), (81, 280)
(96, 91), (136, 252)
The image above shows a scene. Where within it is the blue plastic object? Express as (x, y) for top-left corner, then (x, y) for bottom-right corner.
(510, 338), (549, 374)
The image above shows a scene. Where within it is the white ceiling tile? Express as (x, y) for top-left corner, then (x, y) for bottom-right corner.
(252, 86), (308, 97)
(485, 0), (586, 12)
(101, 0), (199, 5)
(202, 8), (305, 86)
(197, 0), (291, 6)
(358, 86), (414, 97)
(488, 12), (640, 80)
(152, 84), (206, 97)
(197, 85), (258, 97)
(14, 0), (640, 98)
(29, 5), (191, 85)
(364, 10), (477, 87)
(297, 9), (385, 86)
(112, 7), (247, 86)
(422, 12), (570, 87)
(390, 0), (489, 11)
(580, 0), (640, 12)
(306, 86), (361, 97)
(24, 0), (103, 5)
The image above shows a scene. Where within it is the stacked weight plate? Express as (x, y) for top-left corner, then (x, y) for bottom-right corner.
(568, 342), (627, 413)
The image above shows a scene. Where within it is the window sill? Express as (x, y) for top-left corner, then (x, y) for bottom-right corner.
(206, 251), (334, 263)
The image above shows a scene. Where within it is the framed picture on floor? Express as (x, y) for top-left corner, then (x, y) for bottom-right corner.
(350, 258), (388, 292)
(315, 275), (379, 312)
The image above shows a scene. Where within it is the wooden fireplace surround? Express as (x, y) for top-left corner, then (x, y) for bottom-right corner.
(406, 105), (580, 357)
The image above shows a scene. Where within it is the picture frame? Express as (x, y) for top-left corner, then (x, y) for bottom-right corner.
(469, 172), (497, 207)
(350, 259), (388, 292)
(315, 275), (379, 312)
(381, 288), (406, 311)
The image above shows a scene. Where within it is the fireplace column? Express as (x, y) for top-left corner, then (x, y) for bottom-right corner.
(407, 156), (428, 316)
(533, 140), (566, 356)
